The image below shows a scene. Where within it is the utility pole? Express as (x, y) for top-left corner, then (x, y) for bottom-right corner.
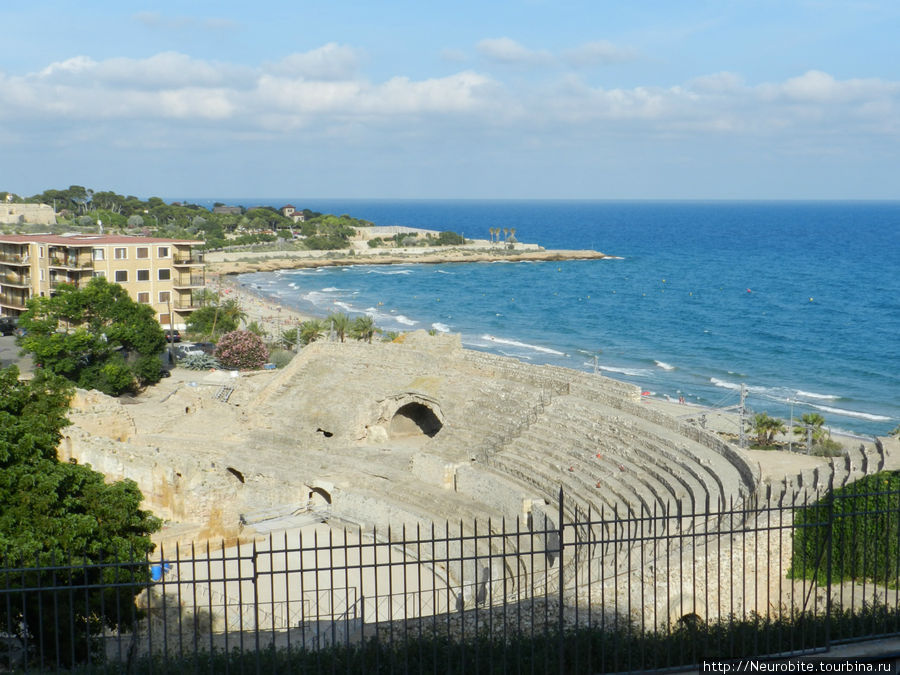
(788, 399), (794, 453)
(738, 383), (747, 449)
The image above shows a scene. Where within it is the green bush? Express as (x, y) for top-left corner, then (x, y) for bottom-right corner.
(790, 471), (900, 584)
(267, 348), (295, 369)
(179, 352), (220, 370)
(812, 437), (845, 457)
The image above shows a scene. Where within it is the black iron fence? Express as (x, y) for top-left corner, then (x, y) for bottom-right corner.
(4, 483), (900, 673)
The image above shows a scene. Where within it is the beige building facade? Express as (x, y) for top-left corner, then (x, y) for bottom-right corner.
(0, 234), (204, 329)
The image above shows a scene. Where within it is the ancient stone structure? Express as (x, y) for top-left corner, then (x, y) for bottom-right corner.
(63, 332), (764, 539)
(62, 332), (900, 634)
(0, 203), (56, 225)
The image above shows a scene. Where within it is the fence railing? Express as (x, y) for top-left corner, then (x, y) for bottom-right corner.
(3, 484), (900, 672)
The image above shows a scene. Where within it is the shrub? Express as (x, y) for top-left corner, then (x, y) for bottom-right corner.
(267, 349), (295, 369)
(180, 352), (220, 370)
(790, 471), (900, 584)
(214, 330), (269, 370)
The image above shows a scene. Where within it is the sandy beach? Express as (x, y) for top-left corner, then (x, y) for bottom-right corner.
(208, 272), (313, 343)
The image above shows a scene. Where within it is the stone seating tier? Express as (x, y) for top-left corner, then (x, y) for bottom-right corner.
(554, 397), (738, 500)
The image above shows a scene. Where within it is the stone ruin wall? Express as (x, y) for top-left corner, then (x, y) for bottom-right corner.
(0, 203), (56, 225)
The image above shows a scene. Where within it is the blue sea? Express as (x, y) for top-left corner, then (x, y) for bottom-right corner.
(202, 200), (899, 438)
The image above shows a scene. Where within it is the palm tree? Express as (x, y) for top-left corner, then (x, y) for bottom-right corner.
(509, 227), (517, 243)
(281, 327), (299, 351)
(488, 227), (494, 243)
(503, 227), (509, 241)
(350, 315), (376, 343)
(326, 312), (351, 342)
(794, 412), (827, 451)
(220, 298), (247, 327)
(298, 319), (325, 345)
(751, 412), (786, 447)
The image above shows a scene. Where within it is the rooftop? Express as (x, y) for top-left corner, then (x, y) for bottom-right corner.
(0, 234), (202, 246)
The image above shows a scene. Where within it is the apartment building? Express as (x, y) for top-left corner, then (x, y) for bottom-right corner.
(0, 234), (205, 329)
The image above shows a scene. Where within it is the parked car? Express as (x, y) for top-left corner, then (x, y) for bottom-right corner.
(166, 329), (181, 343)
(0, 316), (18, 336)
(193, 342), (215, 355)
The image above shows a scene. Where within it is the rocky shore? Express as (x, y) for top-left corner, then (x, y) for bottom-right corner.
(205, 245), (610, 276)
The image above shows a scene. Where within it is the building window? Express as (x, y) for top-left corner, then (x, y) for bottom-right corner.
(114, 248), (127, 260)
(136, 247), (149, 259)
(39, 269), (44, 281)
(39, 246), (44, 258)
(93, 248), (104, 261)
(93, 271), (105, 278)
(159, 313), (171, 326)
(158, 246), (169, 258)
(114, 270), (128, 283)
(137, 292), (150, 304)
(159, 291), (171, 304)
(137, 269), (150, 281)
(158, 268), (171, 281)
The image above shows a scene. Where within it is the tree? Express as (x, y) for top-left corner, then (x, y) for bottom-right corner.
(0, 366), (160, 666)
(793, 412), (827, 445)
(281, 327), (299, 351)
(185, 298), (246, 340)
(244, 320), (267, 339)
(298, 319), (325, 345)
(326, 312), (351, 342)
(17, 277), (167, 396)
(214, 330), (269, 370)
(350, 315), (376, 343)
(750, 412), (786, 447)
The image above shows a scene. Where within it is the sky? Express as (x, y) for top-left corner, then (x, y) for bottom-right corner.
(2, 0), (899, 200)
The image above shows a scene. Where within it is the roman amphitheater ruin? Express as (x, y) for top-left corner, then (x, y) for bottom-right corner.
(61, 332), (900, 641)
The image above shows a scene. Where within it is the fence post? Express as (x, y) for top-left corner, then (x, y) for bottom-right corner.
(825, 493), (834, 650)
(558, 486), (565, 674)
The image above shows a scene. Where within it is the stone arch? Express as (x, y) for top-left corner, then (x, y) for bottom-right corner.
(390, 402), (443, 438)
(368, 392), (445, 442)
(308, 486), (332, 505)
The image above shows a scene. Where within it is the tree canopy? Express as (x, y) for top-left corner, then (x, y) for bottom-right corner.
(0, 366), (160, 665)
(185, 297), (246, 340)
(17, 277), (167, 396)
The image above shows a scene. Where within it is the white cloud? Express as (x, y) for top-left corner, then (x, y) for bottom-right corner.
(267, 43), (363, 81)
(36, 52), (252, 90)
(476, 38), (553, 65)
(1, 49), (898, 161)
(760, 69), (899, 103)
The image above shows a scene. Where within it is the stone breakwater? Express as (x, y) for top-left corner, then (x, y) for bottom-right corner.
(205, 246), (610, 275)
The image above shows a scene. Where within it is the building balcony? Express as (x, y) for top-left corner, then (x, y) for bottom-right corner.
(48, 257), (93, 270)
(173, 275), (205, 289)
(1, 275), (31, 288)
(0, 294), (28, 310)
(49, 280), (80, 290)
(173, 253), (205, 265)
(0, 253), (30, 266)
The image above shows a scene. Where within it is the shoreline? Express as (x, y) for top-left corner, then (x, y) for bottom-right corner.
(216, 277), (885, 456)
(205, 245), (611, 276)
